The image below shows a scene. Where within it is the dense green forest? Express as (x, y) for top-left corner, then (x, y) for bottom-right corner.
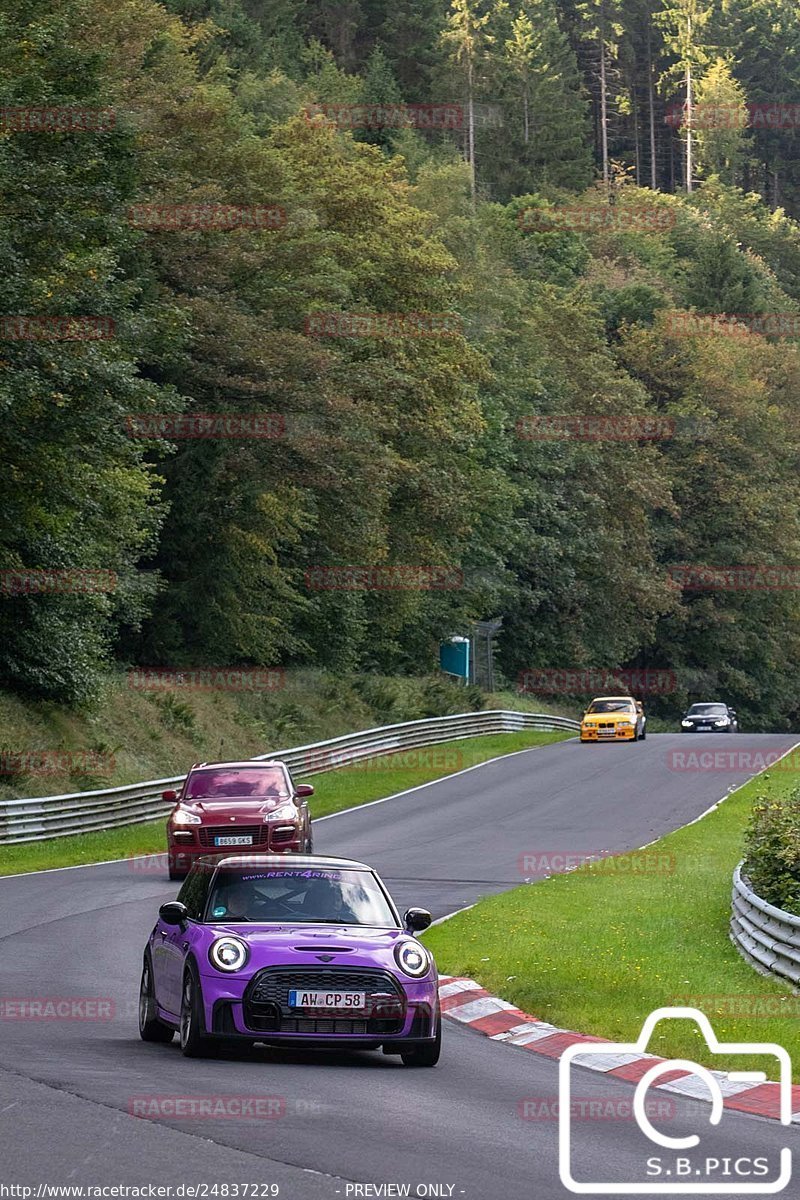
(3, 0), (800, 729)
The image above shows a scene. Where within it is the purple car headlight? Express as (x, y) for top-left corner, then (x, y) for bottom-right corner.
(393, 940), (430, 978)
(209, 937), (249, 972)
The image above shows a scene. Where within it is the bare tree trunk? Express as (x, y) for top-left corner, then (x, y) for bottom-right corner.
(633, 89), (641, 185)
(523, 86), (529, 144)
(647, 14), (657, 189)
(685, 59), (693, 193)
(599, 20), (609, 185)
(685, 12), (693, 194)
(467, 59), (476, 207)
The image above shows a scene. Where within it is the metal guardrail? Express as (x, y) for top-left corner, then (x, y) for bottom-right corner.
(730, 862), (800, 987)
(0, 709), (578, 845)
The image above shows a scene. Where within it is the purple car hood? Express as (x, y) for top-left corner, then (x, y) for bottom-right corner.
(198, 922), (418, 974)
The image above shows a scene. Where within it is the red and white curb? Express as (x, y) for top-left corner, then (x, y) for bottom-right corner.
(438, 976), (800, 1123)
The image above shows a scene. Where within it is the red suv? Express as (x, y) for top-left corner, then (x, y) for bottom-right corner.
(164, 760), (314, 880)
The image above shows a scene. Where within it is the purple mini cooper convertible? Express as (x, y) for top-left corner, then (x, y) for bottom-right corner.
(138, 854), (441, 1066)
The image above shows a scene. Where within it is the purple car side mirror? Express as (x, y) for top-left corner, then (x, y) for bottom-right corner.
(159, 901), (188, 927)
(403, 908), (432, 933)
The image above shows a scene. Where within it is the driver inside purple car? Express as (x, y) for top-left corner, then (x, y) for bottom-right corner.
(213, 873), (358, 924)
(220, 879), (252, 920)
(299, 877), (356, 923)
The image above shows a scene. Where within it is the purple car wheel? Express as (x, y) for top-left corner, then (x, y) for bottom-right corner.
(179, 964), (212, 1058)
(400, 1010), (441, 1068)
(138, 955), (174, 1044)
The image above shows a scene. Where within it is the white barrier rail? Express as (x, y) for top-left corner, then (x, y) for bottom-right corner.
(0, 709), (579, 844)
(730, 862), (800, 987)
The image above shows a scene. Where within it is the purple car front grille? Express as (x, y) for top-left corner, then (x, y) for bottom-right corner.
(243, 966), (405, 1035)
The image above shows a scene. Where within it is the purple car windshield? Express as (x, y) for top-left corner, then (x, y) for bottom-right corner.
(185, 767), (289, 800)
(206, 868), (399, 926)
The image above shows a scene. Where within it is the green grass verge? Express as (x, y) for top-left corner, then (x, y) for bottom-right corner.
(424, 755), (800, 1079)
(0, 729), (572, 876)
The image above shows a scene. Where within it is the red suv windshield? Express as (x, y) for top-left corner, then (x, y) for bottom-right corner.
(185, 766), (289, 800)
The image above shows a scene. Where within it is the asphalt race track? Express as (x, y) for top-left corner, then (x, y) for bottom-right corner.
(1, 733), (798, 1198)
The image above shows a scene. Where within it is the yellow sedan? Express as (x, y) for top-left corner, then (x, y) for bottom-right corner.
(580, 696), (646, 743)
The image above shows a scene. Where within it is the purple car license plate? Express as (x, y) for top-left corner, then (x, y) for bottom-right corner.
(289, 990), (366, 1009)
(214, 835), (253, 846)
